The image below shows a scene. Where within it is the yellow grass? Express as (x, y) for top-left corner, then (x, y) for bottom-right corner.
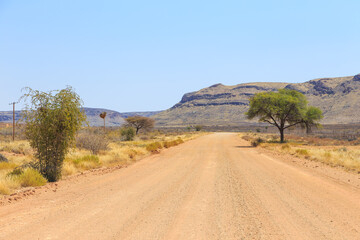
(240, 133), (360, 172)
(0, 140), (32, 155)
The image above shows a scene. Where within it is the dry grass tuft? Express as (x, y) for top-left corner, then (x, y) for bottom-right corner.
(16, 168), (47, 187)
(146, 142), (163, 153)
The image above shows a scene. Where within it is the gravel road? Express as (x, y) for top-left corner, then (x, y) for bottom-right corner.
(0, 133), (359, 239)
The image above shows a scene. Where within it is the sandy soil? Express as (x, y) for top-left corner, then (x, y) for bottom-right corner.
(0, 133), (360, 240)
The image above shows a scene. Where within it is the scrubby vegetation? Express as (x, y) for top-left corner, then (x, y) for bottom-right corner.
(0, 124), (203, 195)
(240, 133), (360, 172)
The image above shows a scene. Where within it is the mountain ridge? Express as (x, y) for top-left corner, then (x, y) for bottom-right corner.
(154, 74), (360, 126)
(0, 108), (160, 127)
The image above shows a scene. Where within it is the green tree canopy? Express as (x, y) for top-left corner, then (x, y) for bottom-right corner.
(246, 89), (322, 142)
(21, 87), (86, 181)
(302, 106), (323, 134)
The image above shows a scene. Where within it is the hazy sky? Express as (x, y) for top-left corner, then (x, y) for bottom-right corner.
(1, 0), (359, 111)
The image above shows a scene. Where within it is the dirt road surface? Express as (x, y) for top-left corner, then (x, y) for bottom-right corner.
(1, 133), (360, 239)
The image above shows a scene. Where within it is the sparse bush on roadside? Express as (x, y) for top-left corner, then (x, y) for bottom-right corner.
(22, 87), (86, 182)
(251, 137), (264, 147)
(146, 142), (163, 153)
(120, 127), (136, 141)
(7, 168), (47, 187)
(194, 125), (203, 131)
(76, 132), (109, 154)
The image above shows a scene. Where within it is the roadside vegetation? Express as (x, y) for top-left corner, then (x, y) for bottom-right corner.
(0, 87), (204, 196)
(240, 133), (360, 173)
(0, 126), (203, 195)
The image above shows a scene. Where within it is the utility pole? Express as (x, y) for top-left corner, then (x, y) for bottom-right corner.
(9, 102), (17, 141)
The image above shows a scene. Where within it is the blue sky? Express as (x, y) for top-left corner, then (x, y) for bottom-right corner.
(1, 0), (359, 111)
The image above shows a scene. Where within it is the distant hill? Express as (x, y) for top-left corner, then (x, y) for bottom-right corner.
(0, 108), (161, 127)
(154, 74), (360, 126)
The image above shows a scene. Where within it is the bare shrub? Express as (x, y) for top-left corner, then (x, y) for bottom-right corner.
(76, 132), (109, 154)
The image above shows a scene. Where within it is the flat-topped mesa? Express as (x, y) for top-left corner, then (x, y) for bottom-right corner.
(154, 74), (360, 126)
(354, 74), (360, 81)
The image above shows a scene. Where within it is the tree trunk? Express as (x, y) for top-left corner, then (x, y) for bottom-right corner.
(306, 124), (312, 135)
(280, 128), (285, 143)
(136, 127), (140, 135)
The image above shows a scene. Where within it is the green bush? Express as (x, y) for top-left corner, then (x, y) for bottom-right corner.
(120, 127), (136, 141)
(22, 87), (86, 182)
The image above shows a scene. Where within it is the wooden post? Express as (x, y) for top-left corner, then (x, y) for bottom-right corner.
(11, 102), (15, 141)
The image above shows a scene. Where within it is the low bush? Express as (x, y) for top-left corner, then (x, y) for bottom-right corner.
(120, 127), (136, 141)
(11, 168), (47, 187)
(146, 142), (163, 153)
(251, 137), (265, 147)
(76, 132), (109, 154)
(194, 125), (203, 131)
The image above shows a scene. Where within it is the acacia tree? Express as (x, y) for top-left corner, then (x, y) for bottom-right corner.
(246, 89), (322, 143)
(125, 116), (155, 135)
(21, 87), (86, 181)
(302, 106), (323, 134)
